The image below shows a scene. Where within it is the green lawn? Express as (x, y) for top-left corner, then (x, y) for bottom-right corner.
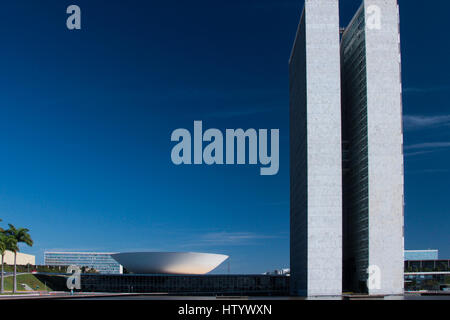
(2, 265), (67, 274)
(2, 274), (52, 292)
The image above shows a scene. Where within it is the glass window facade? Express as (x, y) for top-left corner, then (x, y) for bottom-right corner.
(80, 274), (290, 296)
(289, 9), (308, 296)
(44, 252), (123, 274)
(341, 5), (369, 293)
(404, 260), (450, 292)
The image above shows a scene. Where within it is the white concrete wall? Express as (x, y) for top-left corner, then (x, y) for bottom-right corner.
(364, 0), (404, 295)
(3, 250), (36, 266)
(304, 0), (342, 297)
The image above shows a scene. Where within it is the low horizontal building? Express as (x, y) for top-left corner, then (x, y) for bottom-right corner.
(404, 251), (449, 292)
(264, 269), (290, 276)
(405, 250), (439, 261)
(3, 250), (35, 266)
(44, 252), (123, 274)
(80, 274), (290, 296)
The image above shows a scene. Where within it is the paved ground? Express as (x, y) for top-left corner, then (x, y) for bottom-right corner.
(70, 295), (450, 300)
(1, 292), (449, 300)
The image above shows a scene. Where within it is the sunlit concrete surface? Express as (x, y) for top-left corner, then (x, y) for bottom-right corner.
(111, 252), (229, 275)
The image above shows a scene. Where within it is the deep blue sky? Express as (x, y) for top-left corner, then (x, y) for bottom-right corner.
(0, 0), (448, 273)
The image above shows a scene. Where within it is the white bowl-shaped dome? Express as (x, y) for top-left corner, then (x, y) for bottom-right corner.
(111, 252), (229, 275)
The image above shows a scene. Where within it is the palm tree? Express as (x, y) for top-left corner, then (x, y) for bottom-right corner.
(0, 234), (18, 293)
(5, 224), (33, 294)
(0, 218), (3, 293)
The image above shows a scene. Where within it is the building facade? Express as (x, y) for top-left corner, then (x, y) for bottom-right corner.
(80, 274), (289, 296)
(3, 251), (35, 266)
(44, 252), (123, 274)
(405, 250), (439, 261)
(404, 255), (449, 292)
(341, 0), (404, 295)
(290, 0), (404, 296)
(290, 0), (343, 297)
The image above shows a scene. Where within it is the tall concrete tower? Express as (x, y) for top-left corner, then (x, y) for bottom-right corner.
(289, 0), (343, 297)
(341, 0), (404, 295)
(290, 0), (404, 297)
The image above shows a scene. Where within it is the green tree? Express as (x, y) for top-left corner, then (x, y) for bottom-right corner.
(5, 225), (33, 294)
(0, 218), (3, 293)
(0, 233), (18, 293)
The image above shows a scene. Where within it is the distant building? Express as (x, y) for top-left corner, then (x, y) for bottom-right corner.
(404, 250), (448, 292)
(265, 269), (290, 276)
(3, 251), (35, 266)
(405, 250), (439, 261)
(44, 252), (123, 274)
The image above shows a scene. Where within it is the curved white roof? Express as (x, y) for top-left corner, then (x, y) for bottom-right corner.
(111, 252), (229, 275)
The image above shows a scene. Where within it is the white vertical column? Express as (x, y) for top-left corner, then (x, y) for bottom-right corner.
(364, 0), (404, 295)
(305, 0), (342, 297)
